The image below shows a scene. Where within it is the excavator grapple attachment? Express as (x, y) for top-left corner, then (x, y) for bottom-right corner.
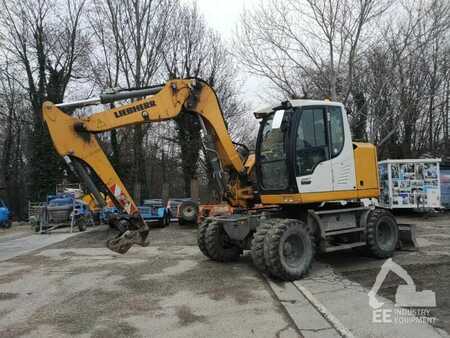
(106, 228), (150, 254)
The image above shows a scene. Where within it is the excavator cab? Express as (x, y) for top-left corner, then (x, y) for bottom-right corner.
(255, 100), (379, 204)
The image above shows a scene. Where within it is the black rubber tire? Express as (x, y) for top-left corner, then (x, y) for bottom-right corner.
(197, 220), (212, 258)
(178, 201), (198, 224)
(366, 209), (398, 258)
(305, 216), (320, 251)
(264, 219), (314, 281)
(77, 218), (87, 232)
(4, 220), (12, 229)
(205, 221), (241, 262)
(251, 220), (274, 272)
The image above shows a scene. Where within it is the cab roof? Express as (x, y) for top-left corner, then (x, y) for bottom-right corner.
(254, 99), (344, 118)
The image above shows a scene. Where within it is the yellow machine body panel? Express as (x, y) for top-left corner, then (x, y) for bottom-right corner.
(353, 142), (380, 193)
(82, 193), (101, 211)
(260, 188), (379, 205)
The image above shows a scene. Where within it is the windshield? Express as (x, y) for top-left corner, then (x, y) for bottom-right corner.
(258, 112), (289, 190)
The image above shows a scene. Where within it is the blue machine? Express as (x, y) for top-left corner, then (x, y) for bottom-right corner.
(139, 199), (169, 227)
(101, 206), (119, 225)
(100, 200), (169, 230)
(36, 193), (92, 232)
(46, 193), (91, 221)
(0, 199), (11, 228)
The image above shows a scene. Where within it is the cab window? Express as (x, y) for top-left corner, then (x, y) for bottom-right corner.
(329, 107), (345, 158)
(295, 108), (329, 176)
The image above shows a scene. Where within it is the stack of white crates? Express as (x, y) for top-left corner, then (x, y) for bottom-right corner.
(378, 159), (441, 209)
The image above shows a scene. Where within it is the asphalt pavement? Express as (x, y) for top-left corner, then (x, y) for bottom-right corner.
(0, 215), (449, 338)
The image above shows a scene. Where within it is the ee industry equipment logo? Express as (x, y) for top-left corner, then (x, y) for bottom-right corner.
(368, 258), (437, 325)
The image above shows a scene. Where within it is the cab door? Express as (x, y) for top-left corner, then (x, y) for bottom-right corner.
(294, 107), (333, 193)
(256, 110), (292, 193)
(328, 106), (356, 191)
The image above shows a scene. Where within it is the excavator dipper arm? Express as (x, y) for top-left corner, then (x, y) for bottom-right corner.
(43, 79), (254, 254)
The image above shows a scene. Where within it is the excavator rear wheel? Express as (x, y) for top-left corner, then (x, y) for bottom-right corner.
(205, 221), (241, 262)
(197, 220), (212, 258)
(264, 219), (314, 281)
(251, 220), (274, 272)
(366, 209), (398, 258)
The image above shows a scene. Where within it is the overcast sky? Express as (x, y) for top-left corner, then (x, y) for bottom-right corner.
(194, 0), (270, 109)
(195, 0), (257, 38)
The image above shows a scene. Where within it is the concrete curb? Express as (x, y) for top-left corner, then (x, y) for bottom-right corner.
(293, 282), (354, 338)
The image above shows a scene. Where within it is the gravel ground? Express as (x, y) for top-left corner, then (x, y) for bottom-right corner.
(0, 224), (31, 238)
(0, 223), (299, 338)
(320, 212), (450, 333)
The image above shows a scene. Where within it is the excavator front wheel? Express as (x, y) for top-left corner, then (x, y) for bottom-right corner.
(264, 219), (314, 281)
(366, 209), (398, 258)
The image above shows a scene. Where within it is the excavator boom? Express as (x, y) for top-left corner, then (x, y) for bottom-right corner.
(43, 79), (254, 254)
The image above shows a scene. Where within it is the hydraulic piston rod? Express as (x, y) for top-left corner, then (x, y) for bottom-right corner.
(56, 85), (164, 110)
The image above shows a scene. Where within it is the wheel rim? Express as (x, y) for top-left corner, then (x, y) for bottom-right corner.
(183, 207), (195, 219)
(282, 234), (305, 268)
(376, 220), (395, 251)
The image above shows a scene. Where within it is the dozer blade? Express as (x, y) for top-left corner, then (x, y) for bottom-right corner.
(106, 229), (150, 254)
(397, 223), (418, 251)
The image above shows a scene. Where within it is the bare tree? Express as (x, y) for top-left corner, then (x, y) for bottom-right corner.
(237, 0), (450, 161)
(0, 61), (30, 219)
(89, 0), (175, 203)
(163, 2), (248, 197)
(0, 0), (89, 200)
(337, 0), (449, 160)
(236, 0), (391, 102)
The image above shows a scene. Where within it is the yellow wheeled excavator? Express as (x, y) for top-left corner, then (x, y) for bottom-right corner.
(43, 78), (414, 281)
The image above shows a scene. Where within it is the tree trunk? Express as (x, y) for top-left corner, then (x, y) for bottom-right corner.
(351, 90), (367, 140)
(176, 113), (201, 197)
